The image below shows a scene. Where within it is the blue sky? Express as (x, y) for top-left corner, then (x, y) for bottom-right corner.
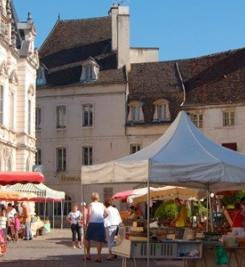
(14, 0), (245, 61)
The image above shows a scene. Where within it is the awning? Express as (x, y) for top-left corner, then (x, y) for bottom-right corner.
(0, 191), (37, 201)
(3, 183), (65, 202)
(0, 172), (44, 185)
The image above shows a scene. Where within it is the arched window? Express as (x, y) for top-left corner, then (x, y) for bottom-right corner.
(128, 101), (144, 123)
(153, 99), (170, 122)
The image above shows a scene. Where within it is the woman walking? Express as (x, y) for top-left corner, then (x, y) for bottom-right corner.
(85, 192), (107, 262)
(67, 204), (82, 248)
(104, 200), (122, 260)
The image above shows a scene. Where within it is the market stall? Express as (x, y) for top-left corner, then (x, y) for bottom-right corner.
(81, 111), (245, 267)
(0, 172), (44, 185)
(2, 183), (65, 229)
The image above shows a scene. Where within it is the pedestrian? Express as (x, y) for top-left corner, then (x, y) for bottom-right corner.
(67, 204), (82, 248)
(21, 202), (32, 240)
(85, 192), (107, 262)
(104, 200), (122, 260)
(0, 207), (7, 239)
(171, 198), (189, 228)
(12, 213), (21, 241)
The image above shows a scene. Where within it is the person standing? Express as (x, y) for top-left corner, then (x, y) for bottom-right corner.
(67, 204), (82, 248)
(85, 192), (107, 262)
(104, 200), (122, 260)
(171, 198), (188, 228)
(21, 202), (32, 240)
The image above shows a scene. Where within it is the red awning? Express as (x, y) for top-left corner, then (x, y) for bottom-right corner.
(0, 172), (44, 185)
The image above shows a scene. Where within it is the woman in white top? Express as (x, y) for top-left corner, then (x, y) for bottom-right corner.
(0, 207), (7, 237)
(104, 200), (122, 260)
(67, 204), (82, 248)
(85, 192), (107, 262)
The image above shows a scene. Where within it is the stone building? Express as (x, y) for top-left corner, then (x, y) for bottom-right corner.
(36, 4), (245, 213)
(0, 0), (38, 172)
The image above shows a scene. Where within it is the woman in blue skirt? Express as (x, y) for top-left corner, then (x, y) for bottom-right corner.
(85, 192), (107, 262)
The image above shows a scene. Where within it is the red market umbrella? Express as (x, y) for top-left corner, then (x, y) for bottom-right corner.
(112, 189), (134, 201)
(0, 172), (44, 185)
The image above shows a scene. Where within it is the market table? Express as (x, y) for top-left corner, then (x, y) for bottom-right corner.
(112, 239), (202, 267)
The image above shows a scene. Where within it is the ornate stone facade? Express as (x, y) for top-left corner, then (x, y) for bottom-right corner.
(0, 0), (38, 171)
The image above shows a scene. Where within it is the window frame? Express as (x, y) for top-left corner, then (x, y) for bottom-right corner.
(189, 112), (203, 128)
(82, 146), (93, 166)
(82, 104), (93, 127)
(56, 105), (66, 129)
(223, 111), (235, 127)
(130, 144), (141, 154)
(56, 147), (66, 172)
(36, 107), (42, 130)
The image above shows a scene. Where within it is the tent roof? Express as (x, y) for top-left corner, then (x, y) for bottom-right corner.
(3, 183), (65, 201)
(0, 172), (44, 185)
(82, 111), (245, 191)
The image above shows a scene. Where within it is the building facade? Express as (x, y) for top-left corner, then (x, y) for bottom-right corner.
(37, 4), (245, 210)
(0, 1), (38, 172)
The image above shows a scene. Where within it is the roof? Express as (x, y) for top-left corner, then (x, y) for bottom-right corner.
(128, 47), (245, 123)
(45, 67), (126, 87)
(37, 15), (125, 87)
(128, 62), (184, 122)
(39, 16), (112, 58)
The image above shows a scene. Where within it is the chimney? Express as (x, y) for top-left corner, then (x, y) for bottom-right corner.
(109, 4), (130, 70)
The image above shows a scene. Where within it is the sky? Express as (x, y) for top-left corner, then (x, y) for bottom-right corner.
(14, 0), (245, 61)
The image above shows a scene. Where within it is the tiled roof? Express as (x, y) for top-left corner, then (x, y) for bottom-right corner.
(39, 16), (112, 58)
(128, 47), (245, 123)
(42, 67), (126, 87)
(128, 62), (184, 123)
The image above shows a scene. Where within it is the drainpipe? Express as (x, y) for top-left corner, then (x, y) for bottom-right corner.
(175, 62), (186, 107)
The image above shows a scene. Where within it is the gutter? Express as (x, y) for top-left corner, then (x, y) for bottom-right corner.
(175, 62), (186, 107)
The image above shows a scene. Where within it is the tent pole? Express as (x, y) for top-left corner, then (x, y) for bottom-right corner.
(53, 200), (54, 229)
(209, 192), (214, 232)
(146, 161), (151, 267)
(44, 198), (47, 221)
(206, 190), (209, 232)
(61, 200), (64, 229)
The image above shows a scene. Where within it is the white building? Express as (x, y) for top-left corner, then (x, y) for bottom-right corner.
(37, 4), (245, 214)
(0, 1), (38, 172)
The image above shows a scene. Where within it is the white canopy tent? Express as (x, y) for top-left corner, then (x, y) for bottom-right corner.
(82, 111), (245, 267)
(82, 111), (245, 192)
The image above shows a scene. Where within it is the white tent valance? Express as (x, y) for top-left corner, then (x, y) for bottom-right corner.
(3, 183), (65, 201)
(82, 111), (245, 191)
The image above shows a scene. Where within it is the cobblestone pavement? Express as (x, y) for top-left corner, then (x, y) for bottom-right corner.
(0, 229), (186, 267)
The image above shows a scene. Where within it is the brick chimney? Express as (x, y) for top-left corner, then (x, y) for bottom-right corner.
(109, 4), (130, 70)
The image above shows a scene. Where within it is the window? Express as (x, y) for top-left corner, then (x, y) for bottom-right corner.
(36, 107), (41, 130)
(82, 104), (93, 127)
(223, 111), (235, 127)
(153, 99), (170, 122)
(36, 67), (46, 86)
(28, 99), (31, 134)
(189, 113), (203, 128)
(80, 61), (99, 82)
(0, 86), (4, 125)
(35, 149), (42, 165)
(82, 146), (93, 165)
(56, 105), (66, 128)
(128, 101), (144, 122)
(56, 147), (66, 172)
(9, 92), (14, 130)
(130, 144), (141, 154)
(26, 157), (30, 171)
(103, 187), (113, 201)
(222, 143), (237, 151)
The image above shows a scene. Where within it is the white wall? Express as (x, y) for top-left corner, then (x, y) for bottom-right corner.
(130, 48), (159, 64)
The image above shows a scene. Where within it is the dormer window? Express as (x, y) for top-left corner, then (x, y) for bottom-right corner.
(128, 101), (144, 122)
(153, 99), (170, 122)
(80, 58), (99, 83)
(36, 66), (46, 86)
